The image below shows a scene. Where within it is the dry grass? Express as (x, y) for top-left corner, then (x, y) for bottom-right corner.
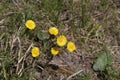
(0, 0), (120, 80)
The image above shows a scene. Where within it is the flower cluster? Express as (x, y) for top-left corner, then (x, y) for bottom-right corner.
(25, 20), (76, 57)
(49, 27), (76, 56)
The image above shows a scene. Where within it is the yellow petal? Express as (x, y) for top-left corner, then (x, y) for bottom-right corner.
(31, 47), (40, 57)
(67, 41), (76, 52)
(25, 20), (36, 30)
(57, 35), (67, 47)
(49, 27), (58, 36)
(51, 47), (59, 55)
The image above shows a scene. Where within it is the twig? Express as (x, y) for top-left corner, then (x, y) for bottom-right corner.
(47, 76), (51, 80)
(67, 70), (83, 80)
(18, 43), (33, 63)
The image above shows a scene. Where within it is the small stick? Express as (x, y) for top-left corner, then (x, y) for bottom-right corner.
(67, 70), (83, 80)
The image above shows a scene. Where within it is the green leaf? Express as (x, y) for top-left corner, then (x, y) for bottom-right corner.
(93, 52), (112, 71)
(106, 52), (112, 66)
(11, 77), (17, 80)
(37, 31), (49, 41)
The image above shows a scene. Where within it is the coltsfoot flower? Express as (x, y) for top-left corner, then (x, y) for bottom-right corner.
(57, 35), (67, 47)
(25, 20), (36, 30)
(67, 41), (76, 52)
(49, 27), (58, 36)
(31, 47), (40, 57)
(51, 47), (59, 55)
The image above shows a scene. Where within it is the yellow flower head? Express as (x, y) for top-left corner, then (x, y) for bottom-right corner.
(31, 47), (40, 57)
(57, 35), (67, 47)
(49, 27), (58, 36)
(51, 47), (59, 55)
(25, 20), (36, 30)
(67, 41), (76, 52)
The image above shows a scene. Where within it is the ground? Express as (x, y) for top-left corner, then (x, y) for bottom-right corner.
(0, 0), (120, 80)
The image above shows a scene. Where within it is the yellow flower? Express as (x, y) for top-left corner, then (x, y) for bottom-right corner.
(31, 47), (40, 57)
(25, 20), (36, 30)
(57, 35), (67, 47)
(67, 41), (76, 52)
(51, 47), (59, 55)
(49, 27), (58, 36)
